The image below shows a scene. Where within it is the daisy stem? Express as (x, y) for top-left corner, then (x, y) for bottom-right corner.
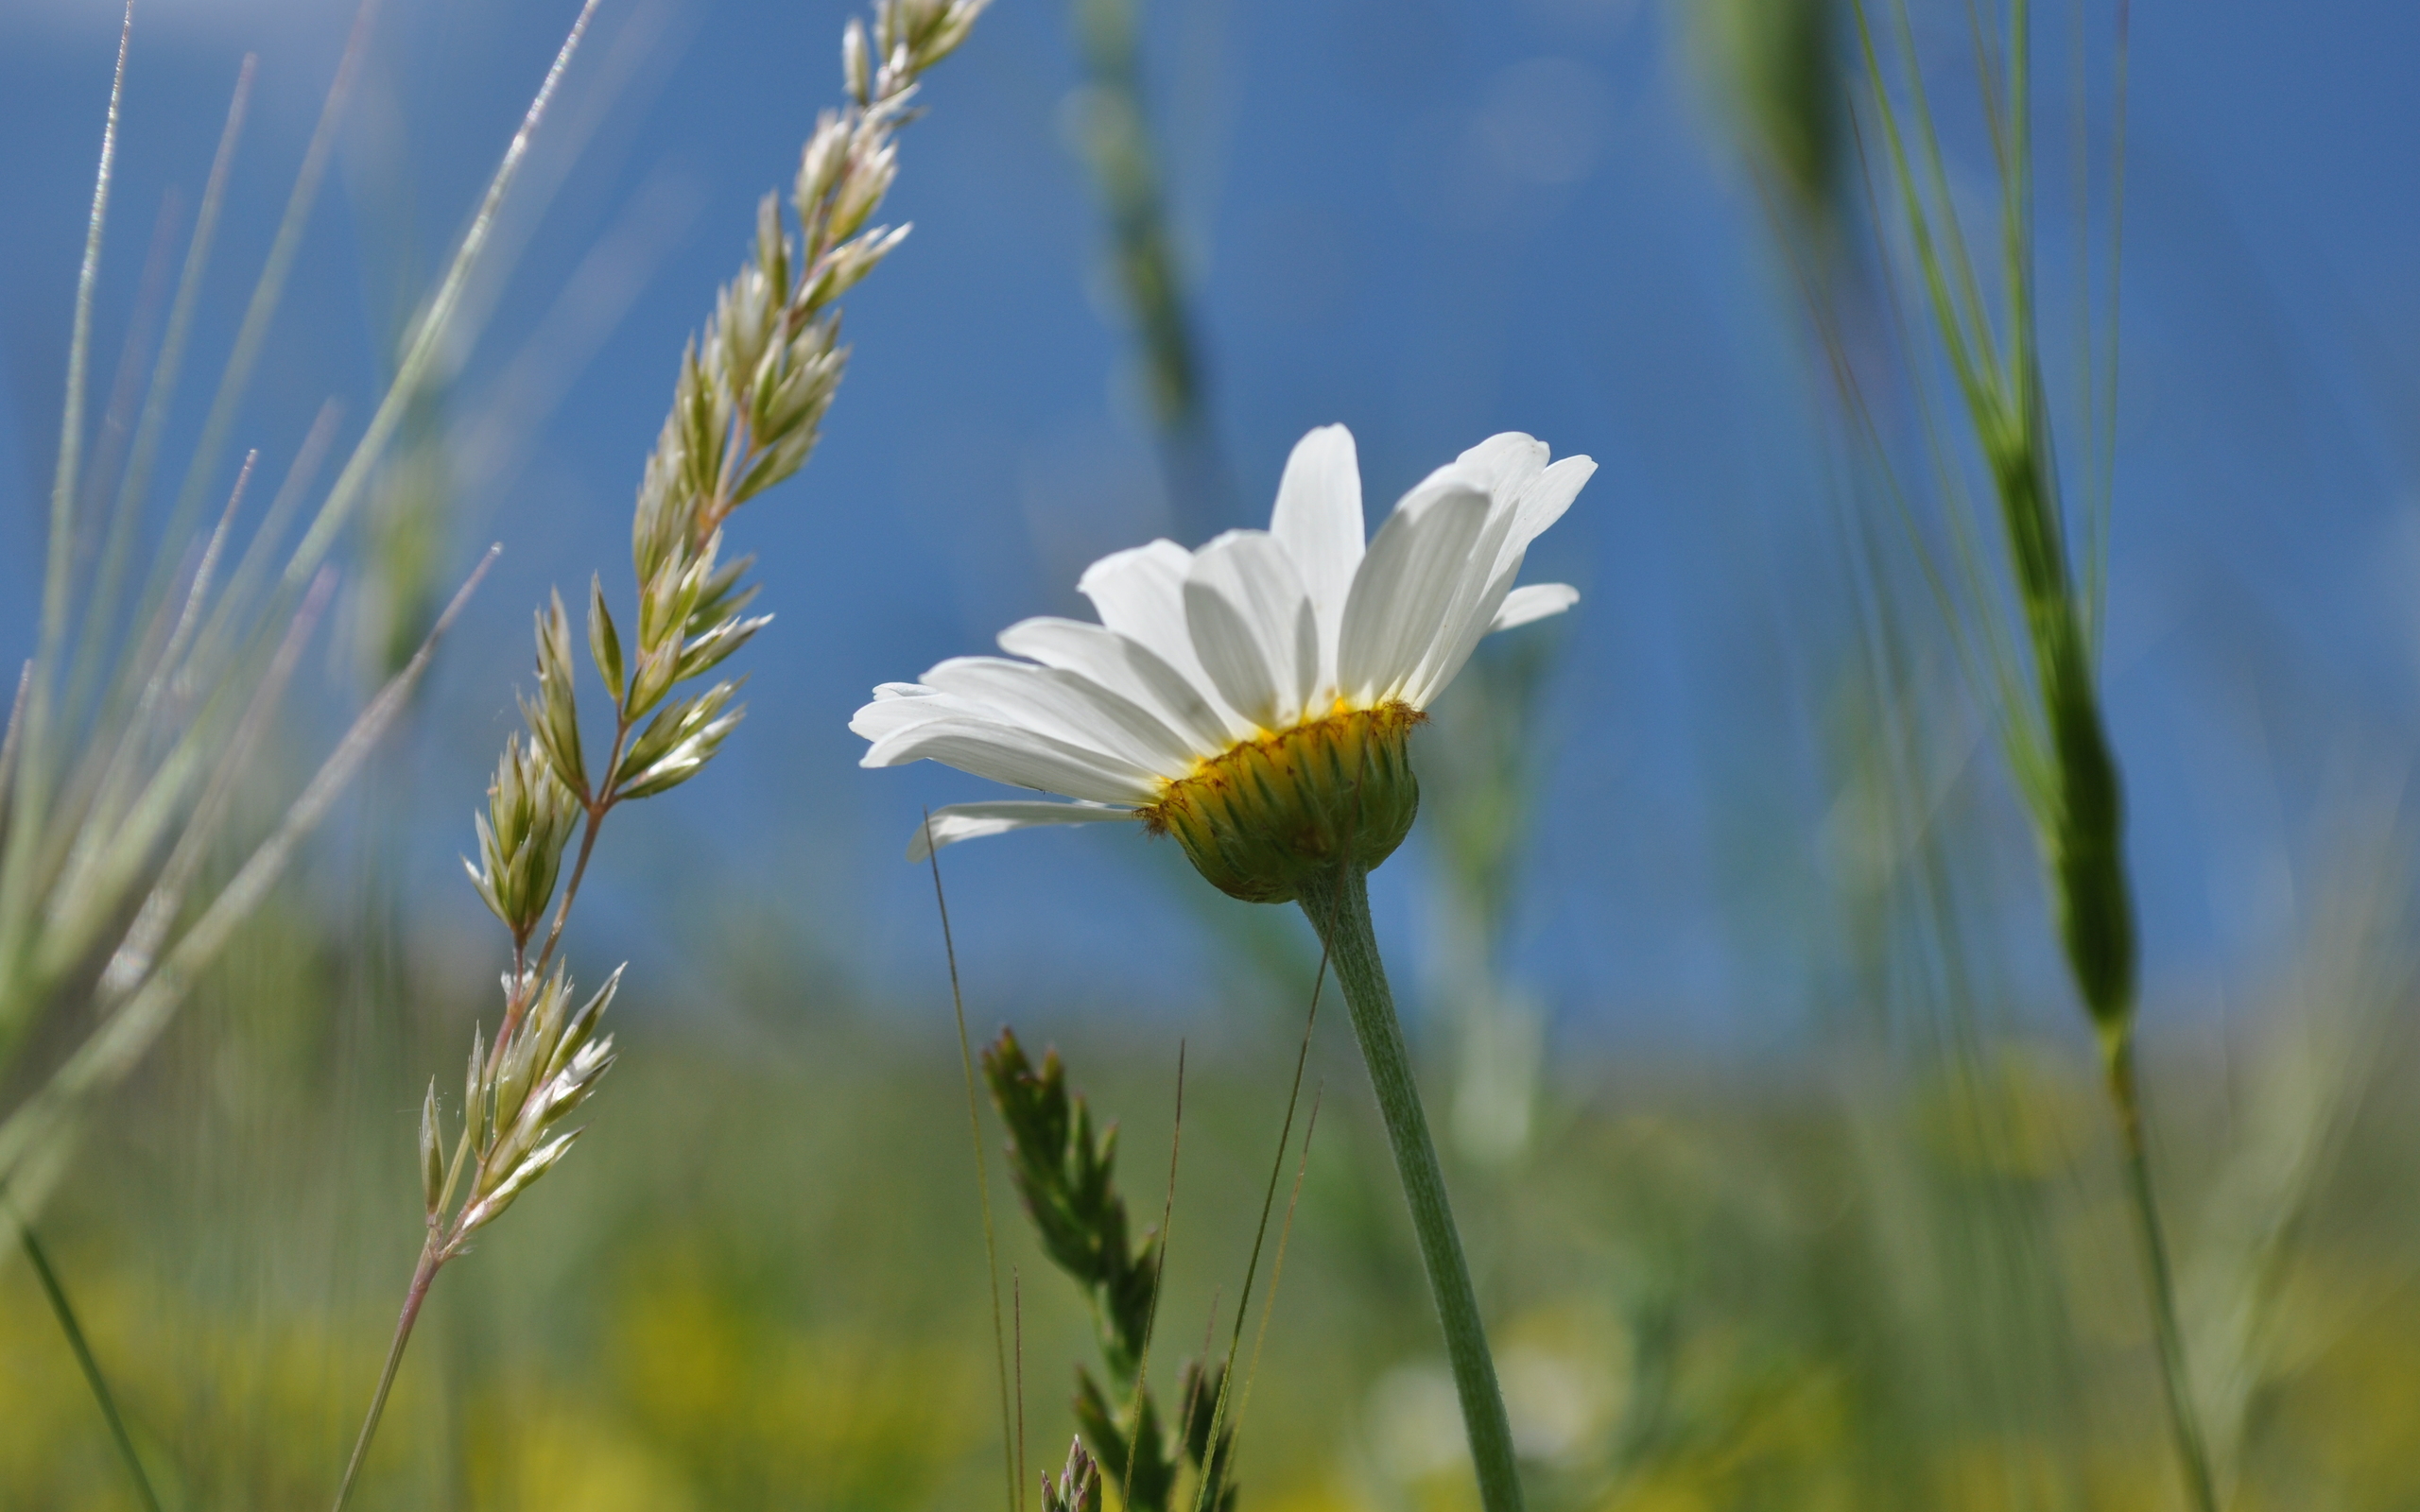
(1298, 867), (1524, 1512)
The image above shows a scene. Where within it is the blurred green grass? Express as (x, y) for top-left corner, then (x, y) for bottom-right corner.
(10, 5), (2420, 1509)
(7, 881), (2417, 1510)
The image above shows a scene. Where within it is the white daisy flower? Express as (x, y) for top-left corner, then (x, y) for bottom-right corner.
(853, 423), (1592, 902)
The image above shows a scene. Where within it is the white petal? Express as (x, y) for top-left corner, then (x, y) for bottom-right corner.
(850, 683), (955, 741)
(1406, 454), (1594, 705)
(1078, 540), (1254, 741)
(1267, 424), (1362, 688)
(1491, 582), (1579, 632)
(1490, 455), (1594, 581)
(1337, 480), (1492, 704)
(1184, 531), (1319, 730)
(996, 617), (1232, 756)
(1404, 484), (1528, 706)
(862, 717), (1164, 805)
(1078, 541), (1199, 676)
(921, 656), (1195, 773)
(1453, 432), (1548, 504)
(905, 800), (1139, 861)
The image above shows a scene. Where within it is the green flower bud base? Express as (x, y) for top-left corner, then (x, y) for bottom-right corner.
(1143, 703), (1423, 903)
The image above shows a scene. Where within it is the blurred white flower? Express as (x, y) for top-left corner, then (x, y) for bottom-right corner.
(853, 423), (1591, 895)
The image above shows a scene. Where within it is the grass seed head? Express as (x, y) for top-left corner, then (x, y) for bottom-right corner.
(1042, 1436), (1103, 1512)
(465, 734), (579, 946)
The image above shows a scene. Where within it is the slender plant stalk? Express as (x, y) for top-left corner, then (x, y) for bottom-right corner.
(12, 1209), (162, 1512)
(1189, 918), (1333, 1512)
(1014, 1270), (1028, 1512)
(1231, 1083), (1322, 1450)
(331, 2), (993, 1501)
(1296, 866), (1523, 1512)
(927, 823), (1020, 1512)
(43, 4), (130, 662)
(1065, 0), (1230, 536)
(332, 1243), (441, 1512)
(1119, 1045), (1184, 1512)
(2104, 1032), (2221, 1512)
(69, 53), (256, 729)
(151, 0), (379, 602)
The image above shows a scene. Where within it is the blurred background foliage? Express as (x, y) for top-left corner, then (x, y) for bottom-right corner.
(5, 0), (2420, 1506)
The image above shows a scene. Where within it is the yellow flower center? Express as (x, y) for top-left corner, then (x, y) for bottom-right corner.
(1142, 702), (1426, 904)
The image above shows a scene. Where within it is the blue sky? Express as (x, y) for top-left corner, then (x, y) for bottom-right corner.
(4, 0), (2418, 1047)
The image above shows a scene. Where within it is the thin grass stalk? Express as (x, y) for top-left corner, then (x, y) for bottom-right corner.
(69, 55), (256, 728)
(189, 403), (342, 678)
(148, 0), (378, 610)
(0, 554), (493, 1190)
(1015, 1271), (1029, 1512)
(44, 4), (130, 664)
(10, 1206), (162, 1512)
(331, 1241), (441, 1512)
(1841, 14), (2040, 749)
(43, 459), (259, 983)
(4, 9), (130, 1003)
(2104, 1033), (2219, 1512)
(1229, 1083), (1322, 1452)
(2086, 0), (2129, 643)
(0, 669), (30, 806)
(1851, 1), (2217, 1503)
(1296, 866), (1523, 1512)
(1066, 0), (1230, 535)
(282, 0), (603, 595)
(71, 192), (181, 612)
(1188, 913), (1333, 1512)
(1120, 1044), (1187, 1512)
(926, 822), (1020, 1512)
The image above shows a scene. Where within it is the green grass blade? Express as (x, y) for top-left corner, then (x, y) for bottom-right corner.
(38, 457), (259, 983)
(280, 0), (605, 593)
(4, 7), (132, 998)
(189, 402), (342, 685)
(0, 549), (495, 1204)
(1066, 0), (1230, 535)
(9, 1207), (164, 1512)
(149, 2), (379, 613)
(921, 821), (1019, 1512)
(2087, 0), (2131, 648)
(43, 2), (130, 666)
(1190, 943), (1332, 1512)
(71, 55), (257, 728)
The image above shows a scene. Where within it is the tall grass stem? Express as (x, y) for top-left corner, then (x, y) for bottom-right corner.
(151, 0), (377, 620)
(925, 818), (1019, 1512)
(1119, 1042), (1184, 1512)
(1190, 919), (1332, 1512)
(1297, 867), (1523, 1512)
(1231, 1083), (1322, 1452)
(2102, 1031), (2221, 1512)
(331, 1243), (440, 1512)
(44, 3), (130, 662)
(11, 1207), (161, 1512)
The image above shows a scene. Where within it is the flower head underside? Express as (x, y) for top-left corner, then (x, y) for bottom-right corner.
(852, 424), (1592, 899)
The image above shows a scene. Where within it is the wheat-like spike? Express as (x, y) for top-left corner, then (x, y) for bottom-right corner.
(336, 5), (994, 1504)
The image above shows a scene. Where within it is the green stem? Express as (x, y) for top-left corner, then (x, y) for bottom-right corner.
(333, 1240), (443, 1512)
(14, 1213), (162, 1512)
(2100, 1028), (2221, 1512)
(1298, 868), (1524, 1512)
